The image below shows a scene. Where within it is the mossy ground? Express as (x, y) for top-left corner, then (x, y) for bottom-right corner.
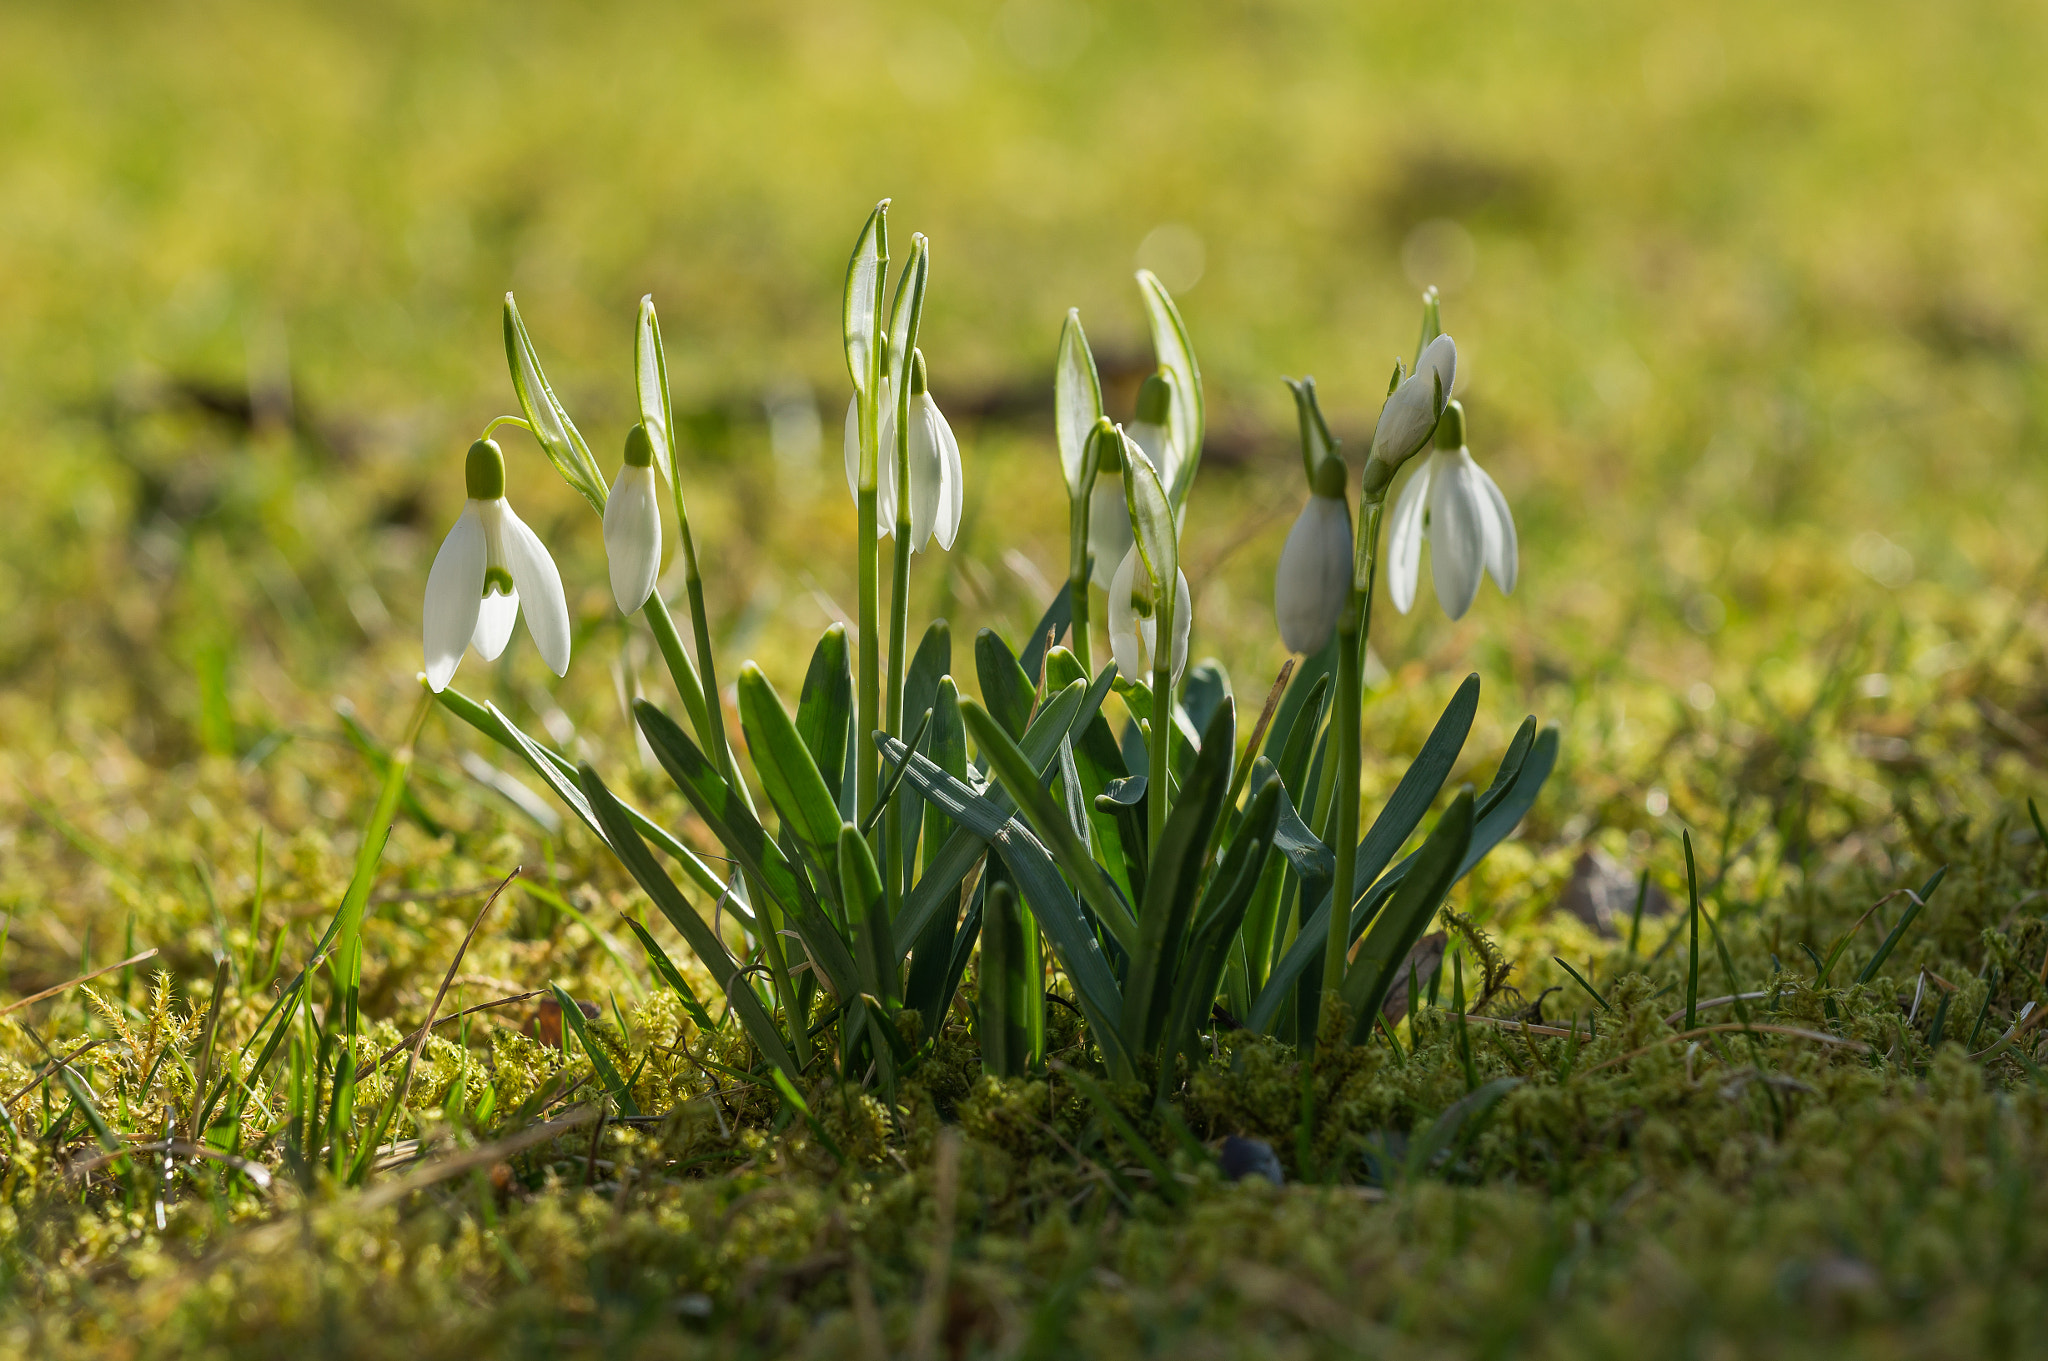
(4, 1), (2048, 1356)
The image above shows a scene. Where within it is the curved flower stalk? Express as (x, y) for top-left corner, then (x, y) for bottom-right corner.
(1273, 376), (1354, 654)
(1386, 401), (1516, 620)
(603, 424), (663, 614)
(1107, 545), (1192, 687)
(422, 438), (570, 691)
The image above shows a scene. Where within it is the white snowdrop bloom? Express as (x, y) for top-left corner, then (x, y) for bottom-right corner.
(422, 438), (572, 692)
(842, 352), (961, 550)
(603, 424), (663, 615)
(1369, 333), (1457, 474)
(1273, 485), (1354, 654)
(1386, 401), (1517, 621)
(1107, 545), (1192, 688)
(899, 351), (963, 552)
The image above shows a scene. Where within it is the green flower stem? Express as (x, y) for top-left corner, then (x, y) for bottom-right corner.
(1067, 493), (1092, 674)
(1322, 496), (1384, 1038)
(884, 376), (914, 914)
(1148, 597), (1174, 857)
(642, 593), (715, 762)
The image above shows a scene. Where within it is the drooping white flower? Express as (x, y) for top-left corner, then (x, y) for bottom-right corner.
(1107, 545), (1191, 687)
(1368, 333), (1457, 478)
(1274, 491), (1354, 654)
(422, 438), (571, 691)
(841, 351), (962, 551)
(1386, 401), (1517, 621)
(603, 424), (663, 614)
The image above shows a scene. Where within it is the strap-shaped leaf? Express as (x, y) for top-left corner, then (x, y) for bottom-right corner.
(577, 765), (795, 1079)
(634, 699), (863, 1003)
(1056, 308), (1104, 499)
(502, 294), (605, 514)
(1136, 269), (1204, 508)
(620, 915), (716, 1033)
(434, 687), (729, 903)
(904, 676), (968, 1037)
(837, 824), (898, 1009)
(634, 295), (675, 483)
(738, 662), (843, 864)
(1159, 777), (1282, 1083)
(796, 623), (853, 808)
(842, 200), (887, 395)
(899, 620), (953, 883)
(891, 664), (1114, 949)
(961, 695), (1140, 954)
(976, 627), (1037, 740)
(550, 982), (643, 1115)
(1258, 758), (1333, 914)
(1342, 790), (1474, 1042)
(881, 733), (1130, 1075)
(1249, 721), (1558, 1032)
(1120, 697), (1234, 1052)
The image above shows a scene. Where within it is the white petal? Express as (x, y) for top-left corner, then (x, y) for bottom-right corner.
(907, 395), (946, 552)
(1471, 457), (1518, 594)
(492, 499), (572, 676)
(603, 464), (663, 614)
(935, 403), (964, 551)
(1385, 460), (1432, 615)
(423, 503), (487, 691)
(1426, 451), (1486, 621)
(471, 587), (519, 660)
(1088, 477), (1133, 589)
(1107, 547), (1147, 680)
(1274, 494), (1353, 654)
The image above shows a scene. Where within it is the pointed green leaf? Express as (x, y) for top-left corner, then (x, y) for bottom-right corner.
(1342, 791), (1474, 1042)
(796, 624), (854, 803)
(550, 982), (643, 1116)
(837, 824), (898, 1008)
(577, 765), (795, 1079)
(738, 662), (843, 862)
(620, 915), (717, 1033)
(976, 627), (1037, 741)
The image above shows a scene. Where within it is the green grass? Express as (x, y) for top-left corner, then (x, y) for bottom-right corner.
(3, 1), (2048, 1356)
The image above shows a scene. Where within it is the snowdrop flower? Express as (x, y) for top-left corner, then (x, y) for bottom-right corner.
(603, 424), (663, 615)
(423, 439), (572, 691)
(1387, 401), (1517, 620)
(1125, 371), (1177, 492)
(1362, 333), (1457, 497)
(840, 351), (963, 551)
(1107, 545), (1191, 688)
(1274, 461), (1354, 654)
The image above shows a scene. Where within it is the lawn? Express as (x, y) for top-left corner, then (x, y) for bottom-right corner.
(3, 1), (2047, 1356)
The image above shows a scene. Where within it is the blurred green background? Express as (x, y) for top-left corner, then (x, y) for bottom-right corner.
(2, 0), (2044, 978)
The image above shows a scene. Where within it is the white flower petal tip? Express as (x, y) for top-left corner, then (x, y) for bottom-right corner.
(422, 502), (487, 691)
(1273, 493), (1353, 654)
(471, 587), (519, 660)
(603, 463), (663, 614)
(1386, 460), (1432, 616)
(1108, 547), (1192, 688)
